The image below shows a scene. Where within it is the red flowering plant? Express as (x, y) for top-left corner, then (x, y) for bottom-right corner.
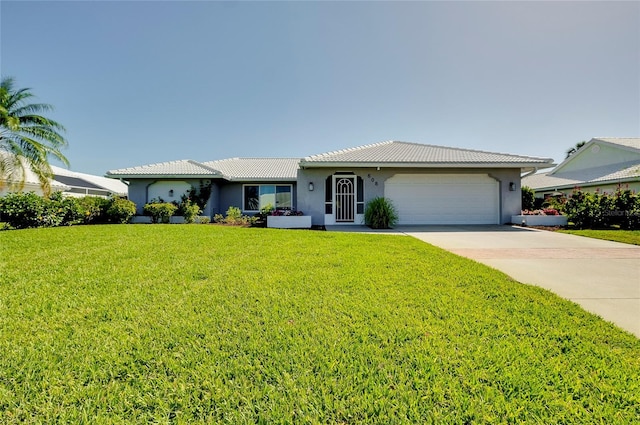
(521, 208), (561, 216)
(257, 203), (303, 220)
(269, 209), (303, 216)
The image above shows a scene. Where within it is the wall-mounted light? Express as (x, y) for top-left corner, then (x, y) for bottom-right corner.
(308, 182), (314, 191)
(169, 189), (174, 197)
(509, 182), (516, 191)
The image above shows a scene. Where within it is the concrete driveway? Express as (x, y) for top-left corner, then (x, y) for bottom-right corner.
(398, 225), (640, 338)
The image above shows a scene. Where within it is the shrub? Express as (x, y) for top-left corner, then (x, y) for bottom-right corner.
(541, 195), (566, 214)
(364, 197), (398, 229)
(521, 186), (535, 211)
(613, 187), (640, 230)
(194, 216), (211, 224)
(77, 196), (110, 224)
(0, 192), (47, 229)
(49, 192), (85, 226)
(214, 206), (257, 226)
(0, 192), (137, 229)
(143, 202), (178, 224)
(178, 200), (201, 224)
(565, 186), (640, 230)
(107, 198), (137, 224)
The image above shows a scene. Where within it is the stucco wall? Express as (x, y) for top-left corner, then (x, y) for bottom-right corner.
(126, 178), (217, 216)
(297, 167), (523, 225)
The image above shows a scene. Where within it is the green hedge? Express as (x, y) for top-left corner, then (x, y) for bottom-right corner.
(565, 187), (640, 229)
(0, 192), (136, 230)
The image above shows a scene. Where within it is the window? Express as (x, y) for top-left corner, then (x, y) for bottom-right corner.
(356, 176), (364, 214)
(243, 184), (292, 211)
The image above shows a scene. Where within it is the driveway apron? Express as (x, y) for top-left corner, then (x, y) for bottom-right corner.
(397, 225), (640, 338)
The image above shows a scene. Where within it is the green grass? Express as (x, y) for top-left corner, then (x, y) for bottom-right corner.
(559, 229), (640, 245)
(1, 225), (638, 424)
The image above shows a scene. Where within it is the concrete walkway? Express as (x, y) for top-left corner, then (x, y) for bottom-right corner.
(328, 225), (640, 337)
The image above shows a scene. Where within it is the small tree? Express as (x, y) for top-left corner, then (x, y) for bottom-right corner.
(565, 141), (586, 159)
(521, 186), (536, 211)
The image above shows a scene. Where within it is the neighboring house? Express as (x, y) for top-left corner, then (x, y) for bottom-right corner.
(107, 141), (553, 226)
(50, 166), (128, 198)
(523, 138), (640, 198)
(0, 160), (128, 198)
(0, 165), (69, 197)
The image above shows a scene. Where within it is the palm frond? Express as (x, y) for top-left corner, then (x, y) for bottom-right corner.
(0, 76), (68, 195)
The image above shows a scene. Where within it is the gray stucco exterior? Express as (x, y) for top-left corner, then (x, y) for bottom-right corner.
(297, 167), (523, 226)
(108, 141), (552, 225)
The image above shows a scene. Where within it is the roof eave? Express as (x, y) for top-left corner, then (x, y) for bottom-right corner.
(105, 173), (221, 179)
(532, 176), (640, 191)
(223, 177), (298, 182)
(299, 161), (554, 170)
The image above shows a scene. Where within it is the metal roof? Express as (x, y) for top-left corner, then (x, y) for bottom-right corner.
(592, 137), (640, 151)
(301, 141), (553, 167)
(106, 160), (220, 178)
(523, 161), (640, 190)
(52, 166), (128, 195)
(202, 158), (300, 181)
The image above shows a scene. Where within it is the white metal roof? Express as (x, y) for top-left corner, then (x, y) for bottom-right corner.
(592, 137), (640, 151)
(107, 160), (220, 178)
(301, 141), (553, 168)
(524, 137), (640, 191)
(202, 158), (300, 181)
(52, 166), (128, 196)
(523, 161), (640, 190)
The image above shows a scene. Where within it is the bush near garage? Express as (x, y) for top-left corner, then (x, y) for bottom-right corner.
(365, 197), (398, 229)
(565, 186), (640, 230)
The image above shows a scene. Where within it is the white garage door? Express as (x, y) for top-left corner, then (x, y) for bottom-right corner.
(384, 174), (499, 225)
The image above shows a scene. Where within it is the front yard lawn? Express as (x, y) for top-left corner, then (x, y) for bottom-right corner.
(1, 225), (638, 423)
(560, 229), (640, 245)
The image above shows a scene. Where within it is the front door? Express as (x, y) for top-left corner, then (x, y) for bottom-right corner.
(335, 177), (355, 222)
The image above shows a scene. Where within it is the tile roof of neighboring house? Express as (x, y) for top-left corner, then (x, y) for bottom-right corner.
(107, 160), (220, 178)
(522, 172), (582, 190)
(202, 158), (300, 181)
(523, 137), (640, 191)
(301, 141), (554, 168)
(52, 166), (128, 196)
(592, 137), (640, 151)
(523, 160), (640, 190)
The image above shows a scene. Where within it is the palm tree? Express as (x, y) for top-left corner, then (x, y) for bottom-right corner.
(565, 141), (586, 159)
(0, 77), (69, 196)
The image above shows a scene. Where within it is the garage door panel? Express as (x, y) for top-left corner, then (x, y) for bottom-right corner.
(384, 174), (499, 225)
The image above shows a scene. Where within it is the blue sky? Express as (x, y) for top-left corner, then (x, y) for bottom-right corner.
(2, 1), (638, 175)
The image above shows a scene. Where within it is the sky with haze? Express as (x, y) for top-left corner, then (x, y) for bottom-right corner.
(1, 1), (638, 175)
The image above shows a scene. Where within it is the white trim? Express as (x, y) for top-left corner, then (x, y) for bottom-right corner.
(325, 174), (365, 225)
